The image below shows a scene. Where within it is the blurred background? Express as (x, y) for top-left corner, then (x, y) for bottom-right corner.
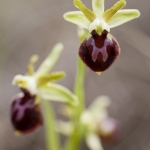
(0, 0), (150, 150)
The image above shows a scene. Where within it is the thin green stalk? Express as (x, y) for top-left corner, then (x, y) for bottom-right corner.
(74, 57), (85, 115)
(74, 27), (87, 119)
(74, 27), (87, 107)
(43, 100), (60, 150)
(64, 58), (85, 150)
(64, 27), (87, 150)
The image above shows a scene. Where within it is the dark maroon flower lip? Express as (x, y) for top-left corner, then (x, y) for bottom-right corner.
(79, 30), (120, 72)
(11, 92), (43, 134)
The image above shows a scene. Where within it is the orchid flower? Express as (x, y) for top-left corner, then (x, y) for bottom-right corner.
(64, 0), (140, 73)
(11, 43), (78, 134)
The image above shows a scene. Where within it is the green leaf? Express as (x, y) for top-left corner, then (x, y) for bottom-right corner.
(27, 54), (39, 75)
(108, 9), (140, 28)
(35, 43), (63, 78)
(92, 0), (104, 18)
(37, 72), (66, 87)
(74, 0), (96, 22)
(102, 0), (126, 22)
(39, 83), (79, 106)
(64, 11), (90, 29)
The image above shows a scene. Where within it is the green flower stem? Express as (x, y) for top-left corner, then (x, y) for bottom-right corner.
(74, 57), (85, 114)
(64, 125), (85, 150)
(74, 28), (87, 99)
(43, 100), (60, 150)
(74, 27), (87, 119)
(64, 58), (85, 150)
(64, 27), (87, 150)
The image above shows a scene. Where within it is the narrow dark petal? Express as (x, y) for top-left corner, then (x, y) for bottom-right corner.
(79, 30), (120, 72)
(11, 93), (43, 134)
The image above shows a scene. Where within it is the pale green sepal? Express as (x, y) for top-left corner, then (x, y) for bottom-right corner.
(87, 96), (110, 122)
(108, 9), (140, 28)
(86, 133), (104, 150)
(74, 0), (96, 22)
(39, 83), (79, 106)
(92, 0), (104, 18)
(80, 110), (94, 126)
(63, 11), (90, 29)
(27, 54), (39, 76)
(59, 105), (74, 117)
(35, 43), (63, 78)
(89, 96), (111, 111)
(102, 0), (126, 22)
(56, 120), (74, 136)
(37, 72), (66, 87)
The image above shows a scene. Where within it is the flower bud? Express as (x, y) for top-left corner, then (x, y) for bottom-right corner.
(97, 118), (121, 144)
(11, 92), (43, 134)
(79, 30), (120, 72)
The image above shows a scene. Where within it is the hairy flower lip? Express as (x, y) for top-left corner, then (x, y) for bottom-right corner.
(79, 30), (120, 72)
(20, 121), (42, 134)
(11, 92), (43, 134)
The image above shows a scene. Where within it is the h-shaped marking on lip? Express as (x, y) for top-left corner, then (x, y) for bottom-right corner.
(14, 99), (34, 121)
(91, 38), (110, 62)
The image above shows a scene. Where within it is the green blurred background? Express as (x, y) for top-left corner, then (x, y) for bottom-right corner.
(0, 0), (150, 150)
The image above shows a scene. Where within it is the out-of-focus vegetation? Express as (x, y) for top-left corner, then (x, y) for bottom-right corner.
(0, 0), (150, 150)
